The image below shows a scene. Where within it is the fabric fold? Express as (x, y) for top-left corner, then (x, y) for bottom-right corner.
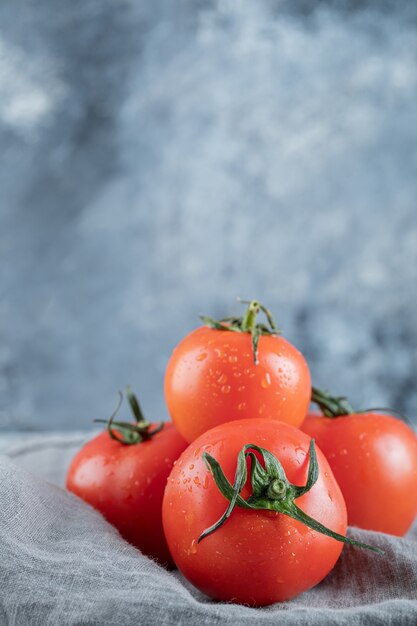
(0, 452), (416, 625)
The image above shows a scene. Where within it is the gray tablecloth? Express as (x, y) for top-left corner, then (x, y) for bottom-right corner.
(0, 434), (416, 625)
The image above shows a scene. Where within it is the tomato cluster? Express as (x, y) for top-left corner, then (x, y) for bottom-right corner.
(66, 299), (417, 606)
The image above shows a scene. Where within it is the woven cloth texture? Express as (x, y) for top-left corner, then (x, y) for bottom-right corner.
(0, 436), (416, 625)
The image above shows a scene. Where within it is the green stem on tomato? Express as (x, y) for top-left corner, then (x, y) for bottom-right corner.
(94, 388), (164, 445)
(198, 441), (383, 555)
(311, 387), (354, 417)
(311, 387), (414, 430)
(200, 298), (280, 365)
(240, 300), (260, 332)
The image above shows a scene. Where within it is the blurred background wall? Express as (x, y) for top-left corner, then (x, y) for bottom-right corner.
(1, 0), (416, 432)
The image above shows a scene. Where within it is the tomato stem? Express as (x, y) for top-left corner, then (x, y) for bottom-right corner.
(126, 385), (147, 423)
(311, 387), (354, 417)
(312, 387), (414, 429)
(94, 388), (165, 445)
(240, 300), (260, 332)
(198, 441), (383, 555)
(200, 298), (280, 364)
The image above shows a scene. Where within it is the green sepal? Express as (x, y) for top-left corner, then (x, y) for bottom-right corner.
(247, 452), (269, 497)
(198, 440), (384, 555)
(292, 439), (319, 498)
(311, 386), (354, 417)
(284, 502), (384, 554)
(200, 299), (281, 364)
(94, 388), (164, 446)
(199, 315), (238, 332)
(312, 386), (414, 431)
(199, 450), (252, 542)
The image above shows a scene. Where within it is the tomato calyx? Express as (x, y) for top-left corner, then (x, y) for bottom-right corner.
(198, 441), (383, 554)
(311, 387), (354, 417)
(200, 299), (280, 364)
(94, 387), (164, 445)
(312, 386), (414, 428)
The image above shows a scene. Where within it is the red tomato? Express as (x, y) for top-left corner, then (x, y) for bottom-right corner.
(164, 300), (311, 442)
(66, 390), (188, 566)
(302, 399), (417, 536)
(163, 419), (353, 606)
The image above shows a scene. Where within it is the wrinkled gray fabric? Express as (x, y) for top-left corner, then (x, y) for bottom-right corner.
(0, 436), (416, 625)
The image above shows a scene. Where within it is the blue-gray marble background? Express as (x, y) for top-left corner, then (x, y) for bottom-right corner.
(1, 1), (417, 432)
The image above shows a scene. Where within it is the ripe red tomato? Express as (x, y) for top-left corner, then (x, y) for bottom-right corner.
(164, 300), (311, 442)
(66, 389), (188, 566)
(163, 418), (372, 606)
(302, 389), (417, 536)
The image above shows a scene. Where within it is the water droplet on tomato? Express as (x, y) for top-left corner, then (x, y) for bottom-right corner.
(233, 371), (242, 378)
(214, 348), (223, 358)
(261, 373), (271, 388)
(238, 385), (246, 392)
(228, 355), (238, 363)
(295, 446), (305, 464)
(193, 476), (200, 486)
(220, 384), (231, 394)
(237, 402), (246, 411)
(217, 373), (228, 384)
(193, 447), (201, 458)
(196, 353), (207, 361)
(190, 539), (198, 554)
(203, 475), (210, 489)
(189, 463), (194, 470)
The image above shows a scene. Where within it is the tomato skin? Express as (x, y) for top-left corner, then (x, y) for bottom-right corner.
(162, 419), (347, 606)
(164, 326), (311, 443)
(302, 412), (417, 536)
(66, 422), (188, 566)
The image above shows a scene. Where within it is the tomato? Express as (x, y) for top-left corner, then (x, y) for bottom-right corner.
(302, 388), (417, 536)
(66, 389), (188, 566)
(164, 300), (311, 442)
(163, 418), (376, 606)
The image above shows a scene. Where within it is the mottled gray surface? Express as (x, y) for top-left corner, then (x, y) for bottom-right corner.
(1, 1), (417, 432)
